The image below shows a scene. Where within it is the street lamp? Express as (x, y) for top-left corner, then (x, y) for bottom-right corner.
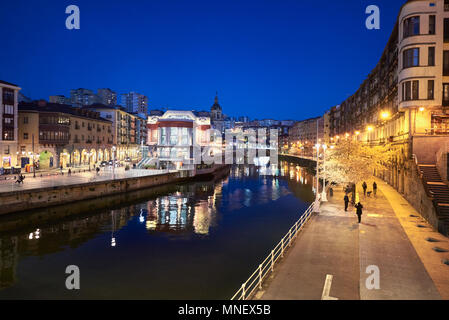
(112, 146), (116, 175)
(87, 152), (92, 171)
(381, 111), (390, 120)
(321, 144), (328, 202)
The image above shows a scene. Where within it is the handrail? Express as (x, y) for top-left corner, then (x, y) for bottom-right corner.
(230, 202), (316, 300)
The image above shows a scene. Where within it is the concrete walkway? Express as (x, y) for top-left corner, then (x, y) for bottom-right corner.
(0, 167), (172, 194)
(258, 179), (448, 300)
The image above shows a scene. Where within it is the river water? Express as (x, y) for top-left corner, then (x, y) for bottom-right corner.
(0, 161), (315, 299)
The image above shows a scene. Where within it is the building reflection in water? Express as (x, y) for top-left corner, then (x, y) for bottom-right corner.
(143, 180), (221, 235)
(0, 161), (315, 291)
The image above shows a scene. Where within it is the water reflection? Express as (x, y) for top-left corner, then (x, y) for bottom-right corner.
(0, 161), (315, 298)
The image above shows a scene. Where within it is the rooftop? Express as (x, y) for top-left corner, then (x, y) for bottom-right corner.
(19, 101), (112, 123)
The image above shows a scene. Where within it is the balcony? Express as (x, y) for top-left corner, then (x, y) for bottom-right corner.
(39, 138), (69, 145)
(424, 128), (449, 135)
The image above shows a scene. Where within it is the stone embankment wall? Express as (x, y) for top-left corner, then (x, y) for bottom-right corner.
(0, 172), (181, 215)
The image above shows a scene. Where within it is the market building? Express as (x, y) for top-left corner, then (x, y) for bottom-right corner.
(146, 110), (211, 169)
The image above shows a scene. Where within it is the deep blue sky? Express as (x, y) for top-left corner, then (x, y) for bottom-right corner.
(0, 0), (404, 120)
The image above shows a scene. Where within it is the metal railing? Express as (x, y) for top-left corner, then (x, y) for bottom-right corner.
(230, 202), (316, 300)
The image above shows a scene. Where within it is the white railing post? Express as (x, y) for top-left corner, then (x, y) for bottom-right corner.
(230, 202), (315, 300)
(281, 238), (284, 257)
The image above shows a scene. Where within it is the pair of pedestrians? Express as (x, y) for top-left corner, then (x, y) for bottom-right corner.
(362, 181), (377, 197)
(344, 194), (364, 223)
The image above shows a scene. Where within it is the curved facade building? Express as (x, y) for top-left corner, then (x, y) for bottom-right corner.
(329, 0), (449, 190)
(147, 110), (211, 169)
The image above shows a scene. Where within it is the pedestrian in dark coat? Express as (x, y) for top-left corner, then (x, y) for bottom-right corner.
(373, 182), (377, 196)
(344, 194), (349, 212)
(362, 182), (367, 196)
(355, 202), (363, 223)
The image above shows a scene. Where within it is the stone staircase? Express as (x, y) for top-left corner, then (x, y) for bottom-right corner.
(419, 164), (449, 235)
(137, 157), (157, 169)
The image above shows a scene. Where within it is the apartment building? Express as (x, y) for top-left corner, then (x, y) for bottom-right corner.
(0, 80), (21, 172)
(288, 116), (324, 156)
(84, 104), (142, 161)
(18, 100), (113, 169)
(120, 92), (148, 116)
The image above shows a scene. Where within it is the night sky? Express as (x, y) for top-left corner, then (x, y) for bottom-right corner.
(0, 0), (404, 120)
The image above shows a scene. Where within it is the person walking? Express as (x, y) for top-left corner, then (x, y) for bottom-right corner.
(355, 202), (363, 223)
(60, 164), (63, 173)
(362, 181), (367, 196)
(373, 182), (377, 197)
(344, 194), (349, 212)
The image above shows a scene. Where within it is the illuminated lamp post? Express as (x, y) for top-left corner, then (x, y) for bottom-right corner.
(321, 144), (328, 202)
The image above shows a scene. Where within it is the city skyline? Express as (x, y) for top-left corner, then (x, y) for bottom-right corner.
(1, 0), (403, 120)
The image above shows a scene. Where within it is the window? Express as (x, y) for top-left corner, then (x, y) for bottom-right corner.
(412, 80), (419, 100)
(444, 51), (449, 76)
(428, 80), (435, 99)
(403, 16), (420, 38)
(4, 104), (14, 115)
(403, 80), (419, 101)
(403, 48), (420, 68)
(445, 18), (449, 42)
(23, 117), (28, 124)
(160, 127), (167, 144)
(170, 127), (178, 145)
(444, 83), (449, 105)
(429, 47), (435, 66)
(2, 89), (14, 103)
(23, 133), (29, 140)
(2, 129), (14, 141)
(429, 15), (436, 34)
(181, 128), (189, 145)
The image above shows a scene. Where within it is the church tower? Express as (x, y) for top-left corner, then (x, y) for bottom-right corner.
(210, 92), (222, 121)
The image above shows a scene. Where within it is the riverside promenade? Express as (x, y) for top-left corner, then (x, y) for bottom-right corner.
(0, 167), (182, 215)
(257, 178), (449, 300)
(0, 167), (170, 193)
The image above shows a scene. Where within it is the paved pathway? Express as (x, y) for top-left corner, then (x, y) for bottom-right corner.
(0, 168), (172, 194)
(258, 180), (447, 300)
